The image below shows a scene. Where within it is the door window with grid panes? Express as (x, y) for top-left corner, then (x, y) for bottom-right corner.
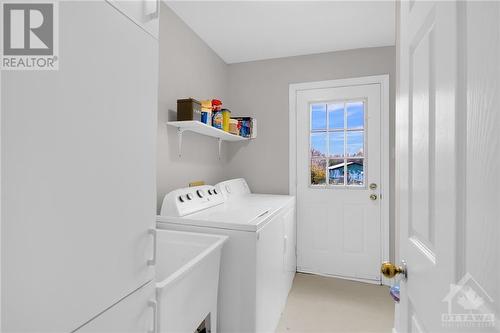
(310, 101), (366, 187)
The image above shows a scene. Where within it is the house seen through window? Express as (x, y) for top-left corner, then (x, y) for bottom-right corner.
(310, 101), (365, 187)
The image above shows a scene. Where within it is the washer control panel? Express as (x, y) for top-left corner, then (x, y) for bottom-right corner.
(160, 185), (224, 217)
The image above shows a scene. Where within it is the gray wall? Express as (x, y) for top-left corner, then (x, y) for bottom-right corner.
(225, 47), (396, 259)
(157, 3), (230, 210)
(156, 6), (395, 258)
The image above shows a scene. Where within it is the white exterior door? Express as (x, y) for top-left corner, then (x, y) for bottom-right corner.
(293, 77), (389, 283)
(395, 1), (499, 332)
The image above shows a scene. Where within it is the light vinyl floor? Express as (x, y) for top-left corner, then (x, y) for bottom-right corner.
(276, 273), (395, 333)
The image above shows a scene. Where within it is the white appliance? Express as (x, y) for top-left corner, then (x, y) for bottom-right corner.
(157, 180), (296, 333)
(215, 178), (252, 198)
(2, 1), (159, 332)
(215, 178), (297, 299)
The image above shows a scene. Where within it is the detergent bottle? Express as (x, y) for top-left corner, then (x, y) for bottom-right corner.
(222, 109), (231, 132)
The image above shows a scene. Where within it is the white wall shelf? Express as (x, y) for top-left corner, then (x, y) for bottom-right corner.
(167, 121), (251, 158)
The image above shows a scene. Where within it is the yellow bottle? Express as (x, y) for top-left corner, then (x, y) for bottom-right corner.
(222, 109), (231, 132)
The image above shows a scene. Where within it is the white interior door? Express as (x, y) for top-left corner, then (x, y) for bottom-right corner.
(397, 1), (457, 330)
(396, 1), (499, 332)
(294, 79), (387, 282)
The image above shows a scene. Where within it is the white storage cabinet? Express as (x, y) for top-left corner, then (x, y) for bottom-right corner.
(2, 1), (158, 332)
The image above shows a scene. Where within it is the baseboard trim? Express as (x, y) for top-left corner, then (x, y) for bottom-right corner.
(297, 269), (382, 286)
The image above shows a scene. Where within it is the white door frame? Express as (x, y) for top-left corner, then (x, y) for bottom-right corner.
(289, 75), (391, 282)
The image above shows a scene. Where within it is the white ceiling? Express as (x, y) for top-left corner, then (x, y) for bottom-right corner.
(165, 1), (396, 64)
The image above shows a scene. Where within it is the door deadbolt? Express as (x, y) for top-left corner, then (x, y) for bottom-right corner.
(369, 183), (377, 190)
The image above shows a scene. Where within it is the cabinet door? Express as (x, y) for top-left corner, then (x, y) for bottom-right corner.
(77, 282), (156, 333)
(2, 2), (157, 332)
(107, 0), (160, 39)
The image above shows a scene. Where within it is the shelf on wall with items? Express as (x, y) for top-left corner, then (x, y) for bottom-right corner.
(167, 120), (253, 158)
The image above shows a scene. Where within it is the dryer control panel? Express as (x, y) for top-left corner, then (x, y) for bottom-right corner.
(160, 185), (225, 217)
(215, 178), (251, 199)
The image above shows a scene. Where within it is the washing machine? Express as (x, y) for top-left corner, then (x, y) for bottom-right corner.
(157, 180), (296, 333)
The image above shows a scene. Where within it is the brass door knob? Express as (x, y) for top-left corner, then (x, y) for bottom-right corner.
(381, 261), (407, 279)
(370, 194), (378, 200)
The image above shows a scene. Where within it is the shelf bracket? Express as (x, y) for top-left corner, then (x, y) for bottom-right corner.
(177, 128), (184, 157)
(217, 138), (222, 160)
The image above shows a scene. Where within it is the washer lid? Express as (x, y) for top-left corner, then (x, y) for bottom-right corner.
(157, 195), (294, 231)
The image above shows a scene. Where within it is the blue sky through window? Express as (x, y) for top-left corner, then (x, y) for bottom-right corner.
(329, 132), (344, 157)
(328, 104), (344, 129)
(347, 131), (364, 157)
(311, 132), (327, 156)
(311, 101), (364, 158)
(347, 102), (364, 129)
(311, 104), (326, 130)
